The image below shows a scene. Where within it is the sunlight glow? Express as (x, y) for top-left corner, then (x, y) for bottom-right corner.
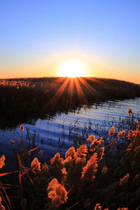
(39, 77), (98, 117)
(58, 59), (88, 78)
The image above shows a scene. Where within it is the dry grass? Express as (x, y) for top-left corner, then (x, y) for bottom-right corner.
(0, 77), (140, 129)
(0, 109), (140, 209)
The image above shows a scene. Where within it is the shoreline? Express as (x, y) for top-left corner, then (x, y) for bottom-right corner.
(0, 77), (140, 129)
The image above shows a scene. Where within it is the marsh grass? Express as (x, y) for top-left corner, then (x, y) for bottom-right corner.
(0, 77), (140, 129)
(0, 109), (140, 209)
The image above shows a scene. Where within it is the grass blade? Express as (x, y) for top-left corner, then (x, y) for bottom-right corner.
(20, 144), (43, 157)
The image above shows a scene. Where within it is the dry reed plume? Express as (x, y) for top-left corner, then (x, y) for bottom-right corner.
(0, 108), (140, 209)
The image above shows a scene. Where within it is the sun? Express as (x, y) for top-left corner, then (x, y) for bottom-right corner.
(58, 59), (88, 78)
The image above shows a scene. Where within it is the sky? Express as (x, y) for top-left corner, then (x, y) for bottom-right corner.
(0, 0), (140, 84)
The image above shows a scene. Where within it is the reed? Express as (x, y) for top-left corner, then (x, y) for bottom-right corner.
(0, 109), (140, 209)
(0, 77), (140, 129)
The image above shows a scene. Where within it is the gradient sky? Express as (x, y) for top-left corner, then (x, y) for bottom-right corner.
(0, 0), (140, 83)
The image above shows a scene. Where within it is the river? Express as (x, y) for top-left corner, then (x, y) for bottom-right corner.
(0, 97), (140, 165)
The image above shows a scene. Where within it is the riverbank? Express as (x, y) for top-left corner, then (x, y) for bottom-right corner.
(0, 77), (140, 128)
(0, 110), (140, 209)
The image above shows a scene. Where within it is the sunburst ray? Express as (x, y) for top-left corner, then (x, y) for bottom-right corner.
(40, 78), (70, 116)
(73, 78), (88, 105)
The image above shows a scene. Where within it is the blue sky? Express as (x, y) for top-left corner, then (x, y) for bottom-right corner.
(0, 0), (140, 83)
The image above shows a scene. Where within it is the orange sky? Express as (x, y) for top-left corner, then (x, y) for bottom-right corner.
(1, 1), (140, 84)
(1, 51), (139, 84)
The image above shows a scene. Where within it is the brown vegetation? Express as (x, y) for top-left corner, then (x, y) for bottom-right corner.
(0, 77), (140, 129)
(0, 110), (140, 209)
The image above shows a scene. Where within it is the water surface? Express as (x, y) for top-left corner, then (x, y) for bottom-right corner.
(0, 97), (140, 164)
